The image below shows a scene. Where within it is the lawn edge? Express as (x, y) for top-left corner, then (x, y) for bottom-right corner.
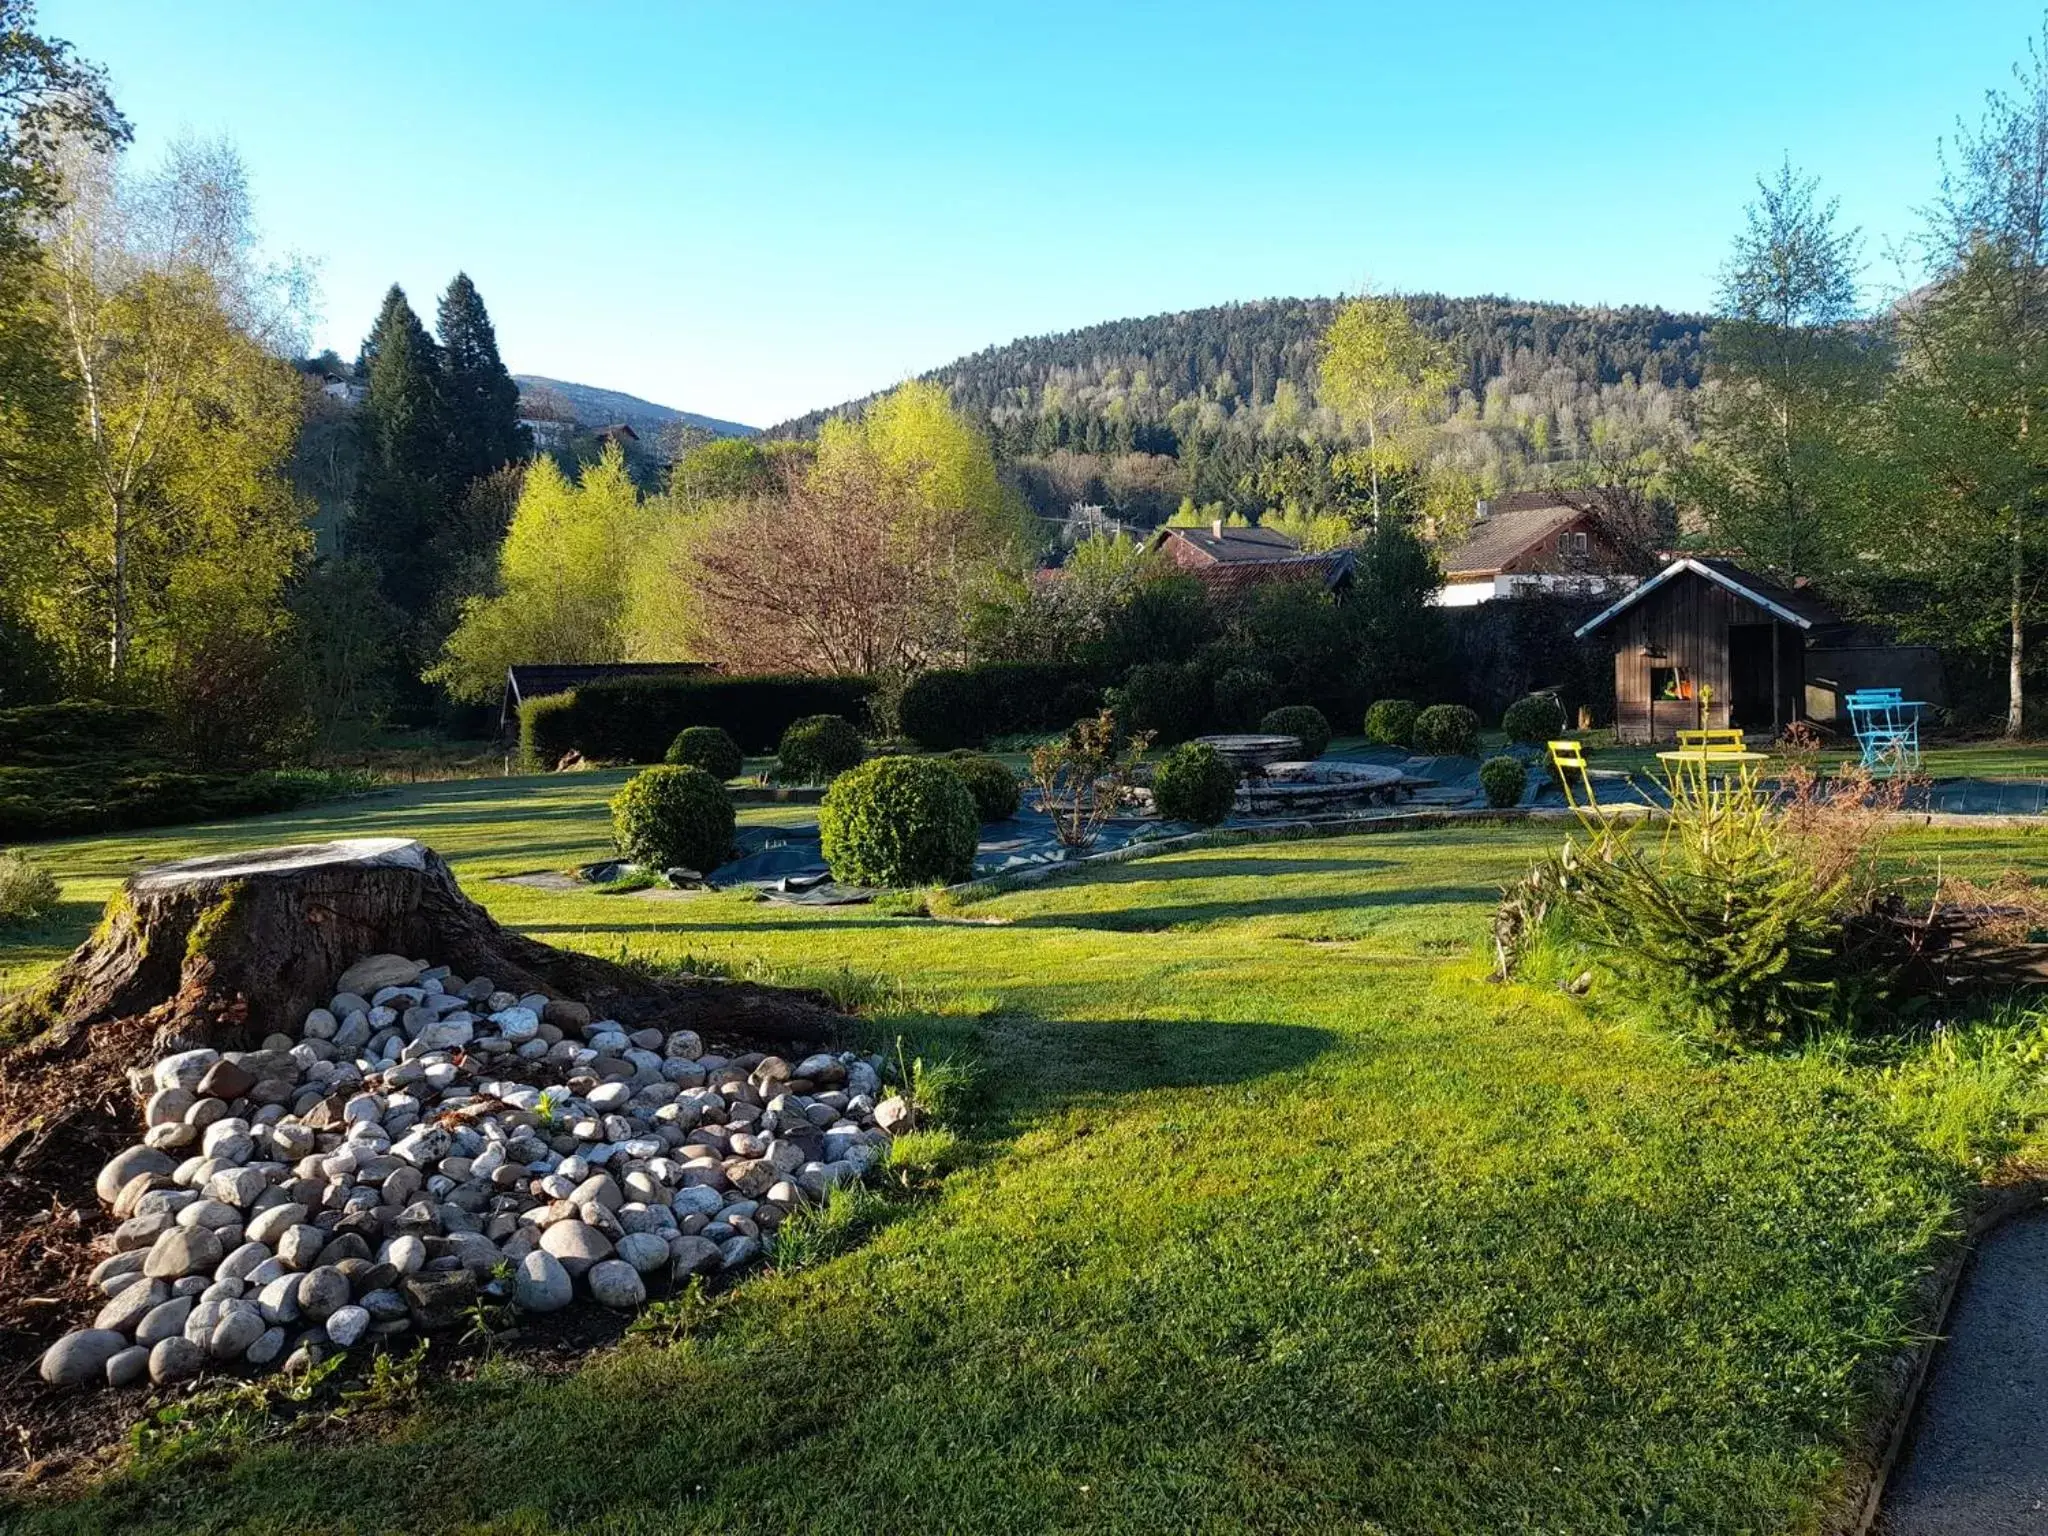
(1827, 1171), (2048, 1536)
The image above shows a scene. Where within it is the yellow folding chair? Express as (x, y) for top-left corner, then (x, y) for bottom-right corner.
(1547, 739), (1595, 811)
(1675, 728), (1746, 756)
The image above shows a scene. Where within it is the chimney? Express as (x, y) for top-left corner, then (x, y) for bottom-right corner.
(1474, 498), (1492, 523)
(1211, 518), (1224, 540)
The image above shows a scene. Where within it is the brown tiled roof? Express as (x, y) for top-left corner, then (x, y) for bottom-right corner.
(1181, 549), (1354, 595)
(1151, 524), (1303, 563)
(1439, 499), (1583, 579)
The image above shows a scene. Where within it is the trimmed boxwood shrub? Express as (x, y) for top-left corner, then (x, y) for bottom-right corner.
(665, 725), (743, 780)
(1479, 755), (1529, 808)
(519, 692), (580, 769)
(1211, 666), (1280, 731)
(1363, 698), (1419, 748)
(1151, 741), (1238, 825)
(900, 661), (1100, 750)
(1412, 704), (1481, 757)
(1261, 704), (1331, 759)
(819, 755), (979, 887)
(776, 715), (864, 783)
(610, 765), (736, 875)
(944, 753), (1021, 821)
(1112, 661), (1206, 744)
(1501, 692), (1567, 746)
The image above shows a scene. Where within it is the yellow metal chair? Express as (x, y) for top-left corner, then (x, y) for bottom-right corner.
(1547, 739), (1595, 811)
(1675, 728), (1747, 755)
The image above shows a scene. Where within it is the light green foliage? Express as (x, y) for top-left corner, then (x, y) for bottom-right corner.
(1317, 294), (1456, 519)
(816, 379), (1027, 550)
(429, 446), (650, 703)
(819, 755), (979, 887)
(608, 765), (735, 876)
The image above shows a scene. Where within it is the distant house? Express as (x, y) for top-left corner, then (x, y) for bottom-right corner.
(1434, 491), (1640, 607)
(499, 661), (708, 739)
(591, 423), (640, 450)
(519, 417), (575, 451)
(318, 373), (364, 405)
(1146, 521), (1354, 596)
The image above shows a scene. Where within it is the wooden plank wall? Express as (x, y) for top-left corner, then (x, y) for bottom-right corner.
(1609, 574), (1803, 743)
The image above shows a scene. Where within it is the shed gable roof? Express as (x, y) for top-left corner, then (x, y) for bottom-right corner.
(1573, 557), (1838, 638)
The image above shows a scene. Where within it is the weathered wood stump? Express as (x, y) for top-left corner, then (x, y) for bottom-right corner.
(0, 837), (846, 1175)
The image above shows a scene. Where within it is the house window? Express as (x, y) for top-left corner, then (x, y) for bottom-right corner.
(1651, 667), (1693, 701)
(1560, 530), (1589, 558)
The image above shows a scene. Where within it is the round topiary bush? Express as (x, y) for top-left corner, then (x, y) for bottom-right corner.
(1261, 704), (1331, 759)
(1211, 666), (1279, 731)
(1363, 698), (1419, 748)
(609, 765), (736, 876)
(944, 753), (1021, 822)
(1412, 704), (1481, 757)
(1479, 755), (1529, 808)
(776, 714), (864, 783)
(1151, 741), (1238, 825)
(664, 725), (743, 781)
(819, 755), (980, 887)
(1500, 692), (1567, 746)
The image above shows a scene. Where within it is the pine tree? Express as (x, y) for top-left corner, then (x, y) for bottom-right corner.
(351, 284), (449, 622)
(436, 272), (530, 490)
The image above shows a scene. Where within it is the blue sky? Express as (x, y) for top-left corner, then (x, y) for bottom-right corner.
(42, 1), (2046, 427)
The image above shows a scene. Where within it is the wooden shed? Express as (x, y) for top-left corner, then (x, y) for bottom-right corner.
(1573, 558), (1839, 744)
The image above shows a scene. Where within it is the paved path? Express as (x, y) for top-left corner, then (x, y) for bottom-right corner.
(1879, 1207), (2048, 1534)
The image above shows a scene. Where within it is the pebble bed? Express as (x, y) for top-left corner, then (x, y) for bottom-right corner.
(39, 952), (906, 1391)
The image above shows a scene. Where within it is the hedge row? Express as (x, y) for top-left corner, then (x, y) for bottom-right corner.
(0, 765), (352, 841)
(520, 674), (879, 764)
(898, 662), (1100, 751)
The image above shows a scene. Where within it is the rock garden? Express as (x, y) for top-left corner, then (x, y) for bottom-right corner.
(42, 948), (902, 1391)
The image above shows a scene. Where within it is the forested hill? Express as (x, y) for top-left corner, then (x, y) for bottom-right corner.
(770, 295), (1708, 436)
(513, 375), (756, 439)
(766, 295), (1710, 524)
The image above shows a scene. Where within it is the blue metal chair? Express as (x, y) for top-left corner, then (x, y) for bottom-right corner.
(1843, 688), (1920, 774)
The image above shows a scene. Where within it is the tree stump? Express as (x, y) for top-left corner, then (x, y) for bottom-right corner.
(0, 837), (846, 1175)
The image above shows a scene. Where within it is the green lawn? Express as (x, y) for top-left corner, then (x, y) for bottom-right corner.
(5, 778), (2048, 1533)
(1579, 733), (2048, 783)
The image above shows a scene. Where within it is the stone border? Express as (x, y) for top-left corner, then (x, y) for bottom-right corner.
(1828, 1177), (2048, 1536)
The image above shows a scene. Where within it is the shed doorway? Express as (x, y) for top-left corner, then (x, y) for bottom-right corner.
(1728, 623), (1777, 731)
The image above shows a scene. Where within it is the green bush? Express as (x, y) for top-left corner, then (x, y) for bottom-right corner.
(609, 765), (736, 876)
(820, 756), (979, 886)
(776, 715), (865, 783)
(0, 700), (163, 762)
(665, 725), (744, 781)
(1111, 662), (1206, 744)
(1151, 741), (1238, 825)
(1363, 698), (1419, 748)
(519, 692), (580, 769)
(944, 753), (1021, 822)
(1412, 704), (1481, 757)
(528, 674), (877, 762)
(1501, 692), (1567, 746)
(0, 849), (60, 927)
(1261, 705), (1331, 759)
(1479, 755), (1529, 808)
(899, 662), (1099, 750)
(1211, 666), (1279, 731)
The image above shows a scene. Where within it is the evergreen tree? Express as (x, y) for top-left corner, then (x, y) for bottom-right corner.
(436, 272), (530, 490)
(351, 284), (449, 622)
